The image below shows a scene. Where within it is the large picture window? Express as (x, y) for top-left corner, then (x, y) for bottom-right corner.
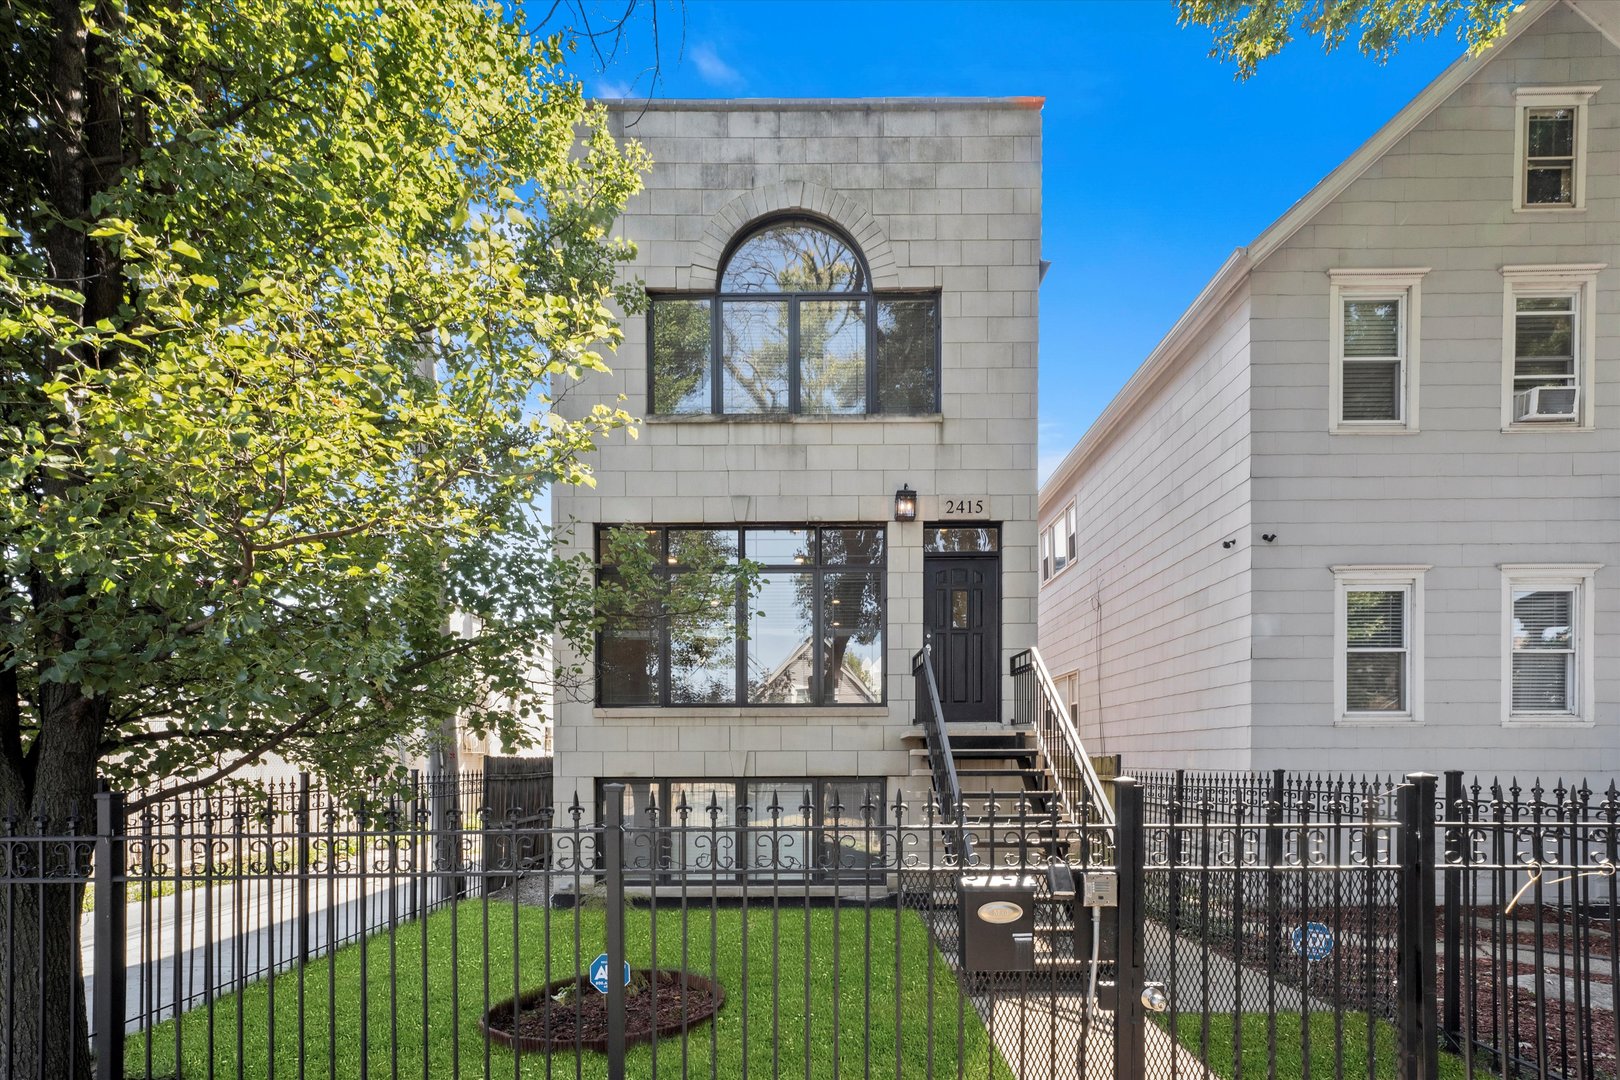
(597, 525), (885, 707)
(649, 219), (939, 416)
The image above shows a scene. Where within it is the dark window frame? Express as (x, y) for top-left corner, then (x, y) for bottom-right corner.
(597, 776), (889, 885)
(646, 215), (942, 417)
(594, 524), (888, 709)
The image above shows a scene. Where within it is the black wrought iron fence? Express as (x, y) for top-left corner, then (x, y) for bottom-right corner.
(1440, 773), (1620, 1080)
(2, 768), (1615, 1080)
(1138, 768), (1620, 1080)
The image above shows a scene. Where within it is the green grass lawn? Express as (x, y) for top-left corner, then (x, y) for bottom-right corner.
(130, 899), (1012, 1079)
(1159, 1011), (1471, 1080)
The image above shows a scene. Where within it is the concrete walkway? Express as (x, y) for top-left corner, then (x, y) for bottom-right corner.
(1145, 918), (1329, 1014)
(81, 874), (448, 1033)
(974, 984), (1216, 1080)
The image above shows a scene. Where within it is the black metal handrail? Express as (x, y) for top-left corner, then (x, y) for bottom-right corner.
(1009, 646), (1115, 827)
(912, 637), (962, 821)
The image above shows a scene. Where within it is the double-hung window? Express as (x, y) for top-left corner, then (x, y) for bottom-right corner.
(1500, 265), (1601, 429)
(1328, 269), (1426, 433)
(648, 219), (940, 416)
(1040, 503), (1077, 583)
(1334, 566), (1426, 723)
(1514, 87), (1598, 211)
(1501, 565), (1599, 725)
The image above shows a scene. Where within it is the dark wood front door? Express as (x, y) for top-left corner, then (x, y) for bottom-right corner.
(924, 555), (1001, 724)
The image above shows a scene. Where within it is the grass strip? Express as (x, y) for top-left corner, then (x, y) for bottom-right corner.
(130, 899), (1012, 1080)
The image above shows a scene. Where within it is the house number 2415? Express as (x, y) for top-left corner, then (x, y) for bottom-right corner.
(943, 498), (985, 516)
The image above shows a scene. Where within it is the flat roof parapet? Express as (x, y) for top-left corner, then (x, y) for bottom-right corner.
(600, 96), (1044, 111)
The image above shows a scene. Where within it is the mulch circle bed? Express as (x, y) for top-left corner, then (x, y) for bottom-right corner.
(482, 969), (725, 1053)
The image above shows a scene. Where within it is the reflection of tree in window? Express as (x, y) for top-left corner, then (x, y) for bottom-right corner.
(809, 529), (884, 704)
(747, 572), (816, 703)
(876, 298), (938, 412)
(925, 527), (999, 554)
(799, 300), (866, 414)
(597, 526), (752, 706)
(651, 219), (939, 416)
(721, 223), (865, 293)
(722, 301), (790, 413)
(651, 298), (712, 414)
(667, 529), (740, 703)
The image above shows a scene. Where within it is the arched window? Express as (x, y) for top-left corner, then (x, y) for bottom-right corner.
(649, 218), (939, 416)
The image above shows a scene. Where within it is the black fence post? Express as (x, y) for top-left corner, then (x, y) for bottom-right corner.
(296, 773), (311, 967)
(1441, 769), (1462, 1048)
(1397, 774), (1439, 1080)
(92, 785), (127, 1080)
(1113, 776), (1146, 1080)
(603, 782), (627, 1080)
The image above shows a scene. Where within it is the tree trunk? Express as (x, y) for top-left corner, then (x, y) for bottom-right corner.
(0, 0), (127, 1069)
(0, 875), (95, 1078)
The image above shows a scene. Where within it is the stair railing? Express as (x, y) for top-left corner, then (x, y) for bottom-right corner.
(912, 637), (962, 821)
(1010, 646), (1115, 828)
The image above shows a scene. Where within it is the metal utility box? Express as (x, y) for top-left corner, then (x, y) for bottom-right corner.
(959, 873), (1039, 972)
(1072, 870), (1119, 964)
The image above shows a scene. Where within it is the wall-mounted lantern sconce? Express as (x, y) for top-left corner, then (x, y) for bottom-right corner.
(894, 484), (918, 523)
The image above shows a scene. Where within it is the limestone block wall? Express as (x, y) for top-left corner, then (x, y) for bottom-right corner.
(549, 99), (1043, 809)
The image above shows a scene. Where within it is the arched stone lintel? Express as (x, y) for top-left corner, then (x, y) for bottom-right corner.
(682, 181), (900, 292)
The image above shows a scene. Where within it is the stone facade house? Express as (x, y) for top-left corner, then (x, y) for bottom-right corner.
(551, 98), (1043, 832)
(1038, 0), (1619, 781)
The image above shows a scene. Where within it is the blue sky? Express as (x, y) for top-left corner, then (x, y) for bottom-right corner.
(560, 0), (1471, 482)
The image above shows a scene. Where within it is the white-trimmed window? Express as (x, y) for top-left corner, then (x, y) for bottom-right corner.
(1040, 503), (1077, 584)
(1328, 269), (1426, 433)
(1501, 565), (1599, 725)
(1514, 86), (1598, 211)
(1500, 265), (1602, 430)
(1333, 566), (1427, 723)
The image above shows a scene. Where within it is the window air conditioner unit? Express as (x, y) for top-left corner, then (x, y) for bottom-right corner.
(1514, 386), (1579, 422)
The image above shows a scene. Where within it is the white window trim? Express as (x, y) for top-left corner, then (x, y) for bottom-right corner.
(1332, 565), (1428, 725)
(1499, 264), (1603, 431)
(1327, 269), (1428, 434)
(1512, 86), (1599, 212)
(1500, 564), (1600, 728)
(1039, 501), (1078, 587)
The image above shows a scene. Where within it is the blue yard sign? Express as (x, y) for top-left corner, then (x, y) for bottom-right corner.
(1290, 922), (1334, 962)
(589, 953), (631, 994)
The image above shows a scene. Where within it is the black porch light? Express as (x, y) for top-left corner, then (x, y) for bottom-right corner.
(894, 484), (918, 523)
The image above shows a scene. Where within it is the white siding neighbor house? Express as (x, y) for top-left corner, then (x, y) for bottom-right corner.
(551, 98), (1044, 824)
(1038, 0), (1619, 781)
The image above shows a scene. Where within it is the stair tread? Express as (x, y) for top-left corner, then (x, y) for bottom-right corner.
(955, 767), (1046, 777)
(949, 749), (1038, 759)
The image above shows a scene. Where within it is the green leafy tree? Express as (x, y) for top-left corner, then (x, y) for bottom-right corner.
(1177, 0), (1520, 79)
(1, 0), (656, 1070)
